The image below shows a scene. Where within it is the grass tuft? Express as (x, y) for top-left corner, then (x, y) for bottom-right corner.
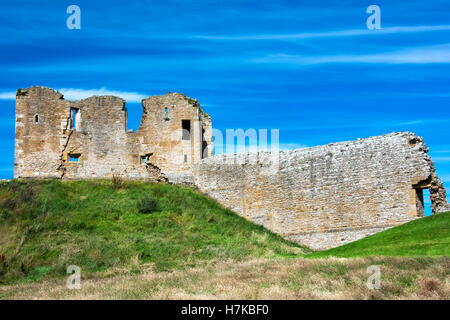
(137, 195), (159, 214)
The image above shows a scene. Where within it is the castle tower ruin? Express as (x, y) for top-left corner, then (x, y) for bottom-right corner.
(14, 86), (212, 180)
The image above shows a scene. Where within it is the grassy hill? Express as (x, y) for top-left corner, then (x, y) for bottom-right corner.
(307, 212), (450, 258)
(1, 179), (448, 290)
(0, 179), (307, 284)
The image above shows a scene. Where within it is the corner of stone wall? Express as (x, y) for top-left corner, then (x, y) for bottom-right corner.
(420, 140), (450, 214)
(429, 167), (450, 214)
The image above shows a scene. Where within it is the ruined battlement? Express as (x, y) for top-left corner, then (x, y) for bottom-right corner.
(14, 86), (212, 180)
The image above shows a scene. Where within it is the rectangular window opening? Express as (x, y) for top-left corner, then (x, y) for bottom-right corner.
(69, 153), (81, 163)
(414, 187), (431, 217)
(184, 154), (188, 163)
(70, 108), (79, 130)
(164, 107), (169, 120)
(182, 120), (191, 140)
(423, 188), (432, 216)
(202, 127), (208, 159)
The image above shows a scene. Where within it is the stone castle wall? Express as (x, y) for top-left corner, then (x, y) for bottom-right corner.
(135, 94), (213, 181)
(14, 86), (212, 180)
(188, 132), (450, 249)
(14, 86), (450, 250)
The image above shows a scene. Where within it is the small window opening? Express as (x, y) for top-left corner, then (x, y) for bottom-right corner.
(182, 120), (191, 140)
(140, 153), (153, 164)
(184, 154), (188, 163)
(68, 153), (80, 163)
(202, 127), (208, 159)
(423, 189), (432, 216)
(164, 107), (169, 121)
(34, 114), (39, 123)
(70, 108), (79, 130)
(413, 178), (432, 217)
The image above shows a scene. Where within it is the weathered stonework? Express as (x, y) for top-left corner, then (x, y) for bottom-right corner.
(14, 86), (450, 250)
(187, 132), (450, 250)
(14, 86), (212, 180)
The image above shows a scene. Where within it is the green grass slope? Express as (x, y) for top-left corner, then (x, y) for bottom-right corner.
(307, 213), (450, 258)
(0, 180), (307, 284)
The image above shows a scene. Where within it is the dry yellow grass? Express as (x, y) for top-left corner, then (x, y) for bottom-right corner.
(0, 256), (448, 300)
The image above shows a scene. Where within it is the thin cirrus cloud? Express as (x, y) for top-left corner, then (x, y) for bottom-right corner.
(0, 88), (149, 103)
(432, 157), (450, 163)
(438, 174), (450, 183)
(250, 43), (450, 65)
(213, 142), (308, 154)
(194, 25), (450, 40)
(0, 92), (15, 100)
(59, 88), (149, 103)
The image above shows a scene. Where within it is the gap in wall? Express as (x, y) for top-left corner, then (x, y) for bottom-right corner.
(124, 102), (143, 131)
(423, 188), (432, 216)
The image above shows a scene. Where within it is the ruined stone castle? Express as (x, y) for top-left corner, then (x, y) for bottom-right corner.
(14, 86), (212, 181)
(14, 86), (450, 249)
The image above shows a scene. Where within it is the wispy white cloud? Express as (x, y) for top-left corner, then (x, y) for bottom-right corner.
(251, 43), (450, 65)
(432, 150), (450, 154)
(279, 143), (308, 150)
(195, 25), (450, 41)
(213, 141), (307, 154)
(0, 92), (15, 100)
(391, 120), (426, 126)
(59, 88), (148, 103)
(432, 157), (450, 163)
(388, 119), (450, 127)
(0, 87), (149, 103)
(439, 174), (450, 183)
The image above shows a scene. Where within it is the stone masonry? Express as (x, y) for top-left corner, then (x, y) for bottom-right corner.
(188, 132), (450, 249)
(14, 86), (212, 180)
(14, 86), (450, 250)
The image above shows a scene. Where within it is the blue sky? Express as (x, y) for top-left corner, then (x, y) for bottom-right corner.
(1, 0), (449, 213)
